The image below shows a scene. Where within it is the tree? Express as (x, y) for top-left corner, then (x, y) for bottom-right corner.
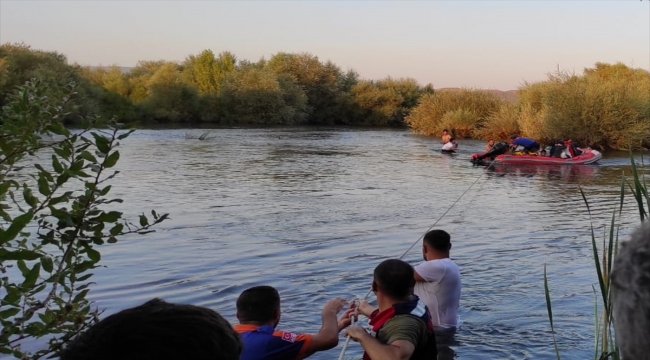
(219, 67), (307, 124)
(0, 79), (168, 359)
(266, 52), (346, 124)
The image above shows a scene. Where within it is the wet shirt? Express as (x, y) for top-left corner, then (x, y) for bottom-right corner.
(234, 324), (312, 360)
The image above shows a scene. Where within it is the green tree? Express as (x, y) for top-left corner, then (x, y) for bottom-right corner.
(0, 79), (167, 359)
(140, 62), (200, 122)
(219, 67), (307, 124)
(266, 52), (346, 125)
(183, 50), (236, 94)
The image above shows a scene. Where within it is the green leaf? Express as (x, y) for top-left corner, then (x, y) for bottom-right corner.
(40, 256), (54, 272)
(96, 211), (122, 223)
(69, 159), (84, 172)
(92, 133), (111, 154)
(139, 214), (149, 227)
(80, 150), (98, 163)
(73, 288), (91, 304)
(77, 273), (93, 282)
(86, 247), (100, 262)
(107, 236), (117, 244)
(52, 154), (64, 173)
(0, 212), (34, 244)
(37, 174), (51, 196)
(117, 129), (135, 140)
(23, 186), (38, 208)
(0, 249), (40, 261)
(23, 263), (41, 288)
(0, 307), (20, 319)
(109, 223), (124, 236)
(103, 151), (120, 168)
(0, 181), (12, 197)
(46, 122), (70, 136)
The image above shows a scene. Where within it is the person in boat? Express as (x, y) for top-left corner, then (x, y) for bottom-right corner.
(611, 220), (650, 360)
(441, 129), (451, 144)
(509, 135), (540, 154)
(471, 141), (509, 163)
(234, 286), (355, 360)
(60, 298), (243, 360)
(344, 259), (437, 360)
(413, 229), (461, 329)
(441, 138), (459, 153)
(484, 139), (495, 153)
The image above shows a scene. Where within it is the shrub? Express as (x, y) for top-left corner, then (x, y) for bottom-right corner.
(0, 80), (168, 359)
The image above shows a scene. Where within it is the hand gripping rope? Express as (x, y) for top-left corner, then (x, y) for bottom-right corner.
(337, 160), (494, 360)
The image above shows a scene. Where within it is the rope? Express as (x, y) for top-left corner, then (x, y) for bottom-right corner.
(337, 156), (495, 359)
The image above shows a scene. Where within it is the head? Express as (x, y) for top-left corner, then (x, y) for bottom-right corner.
(611, 221), (650, 359)
(372, 259), (415, 301)
(236, 286), (281, 327)
(449, 137), (456, 143)
(442, 129), (449, 135)
(422, 229), (451, 260)
(60, 298), (241, 360)
(488, 140), (495, 147)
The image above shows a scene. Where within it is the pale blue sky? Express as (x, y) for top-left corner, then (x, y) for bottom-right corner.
(1, 1), (648, 90)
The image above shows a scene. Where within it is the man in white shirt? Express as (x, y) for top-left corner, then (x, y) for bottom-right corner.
(413, 229), (461, 328)
(441, 138), (458, 153)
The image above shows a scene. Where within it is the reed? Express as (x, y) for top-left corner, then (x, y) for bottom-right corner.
(544, 152), (650, 359)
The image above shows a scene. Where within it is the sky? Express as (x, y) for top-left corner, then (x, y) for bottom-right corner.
(0, 1), (649, 91)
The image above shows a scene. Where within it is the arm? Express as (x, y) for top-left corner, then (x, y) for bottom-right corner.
(414, 261), (445, 283)
(302, 298), (346, 356)
(345, 326), (415, 360)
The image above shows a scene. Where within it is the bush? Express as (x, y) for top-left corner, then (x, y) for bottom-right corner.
(405, 89), (503, 137)
(0, 80), (168, 359)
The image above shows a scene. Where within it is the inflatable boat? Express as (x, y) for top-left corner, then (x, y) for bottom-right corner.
(471, 142), (602, 166)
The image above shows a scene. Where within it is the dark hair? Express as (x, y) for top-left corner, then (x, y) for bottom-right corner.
(423, 229), (451, 252)
(449, 137), (456, 142)
(442, 129), (449, 132)
(60, 298), (241, 360)
(373, 259), (415, 299)
(509, 135), (518, 140)
(236, 286), (280, 324)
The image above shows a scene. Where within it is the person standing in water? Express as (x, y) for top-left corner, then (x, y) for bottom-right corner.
(441, 129), (451, 144)
(413, 229), (461, 328)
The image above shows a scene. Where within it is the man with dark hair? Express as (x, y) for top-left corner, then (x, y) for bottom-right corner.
(234, 286), (354, 360)
(611, 220), (650, 360)
(60, 298), (241, 360)
(345, 259), (437, 359)
(413, 229), (461, 327)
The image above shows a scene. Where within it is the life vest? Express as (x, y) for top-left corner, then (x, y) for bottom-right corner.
(363, 296), (437, 360)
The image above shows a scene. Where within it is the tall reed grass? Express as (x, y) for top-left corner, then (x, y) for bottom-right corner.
(544, 153), (649, 360)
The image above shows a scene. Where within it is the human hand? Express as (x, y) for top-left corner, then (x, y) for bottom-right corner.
(344, 325), (369, 342)
(337, 300), (358, 331)
(357, 300), (377, 317)
(322, 298), (347, 315)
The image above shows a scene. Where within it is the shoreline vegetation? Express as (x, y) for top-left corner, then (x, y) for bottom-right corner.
(1, 43), (650, 150)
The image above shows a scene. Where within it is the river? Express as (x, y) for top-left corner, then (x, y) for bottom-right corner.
(88, 127), (645, 359)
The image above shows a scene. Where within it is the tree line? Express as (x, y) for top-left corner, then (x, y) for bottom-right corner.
(0, 43), (433, 127)
(2, 43), (650, 149)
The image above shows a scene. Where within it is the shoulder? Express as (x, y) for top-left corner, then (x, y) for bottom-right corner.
(380, 315), (428, 345)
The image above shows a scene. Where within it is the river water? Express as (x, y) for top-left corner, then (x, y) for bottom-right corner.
(88, 127), (646, 359)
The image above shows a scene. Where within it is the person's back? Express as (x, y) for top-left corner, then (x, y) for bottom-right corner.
(234, 286), (352, 360)
(413, 230), (461, 328)
(376, 310), (437, 359)
(414, 258), (461, 327)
